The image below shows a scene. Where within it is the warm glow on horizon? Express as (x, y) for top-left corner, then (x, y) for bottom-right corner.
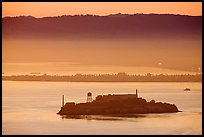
(2, 2), (202, 135)
(2, 2), (202, 17)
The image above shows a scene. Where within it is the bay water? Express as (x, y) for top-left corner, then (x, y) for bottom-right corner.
(2, 81), (202, 135)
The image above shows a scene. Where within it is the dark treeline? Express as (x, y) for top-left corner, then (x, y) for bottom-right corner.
(2, 72), (202, 82)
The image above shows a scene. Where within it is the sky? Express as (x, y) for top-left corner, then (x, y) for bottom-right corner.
(2, 2), (202, 17)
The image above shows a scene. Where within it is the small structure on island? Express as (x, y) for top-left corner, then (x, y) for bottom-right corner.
(136, 89), (138, 98)
(87, 92), (92, 103)
(62, 95), (65, 107)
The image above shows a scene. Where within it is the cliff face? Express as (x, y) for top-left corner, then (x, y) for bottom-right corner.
(57, 96), (179, 115)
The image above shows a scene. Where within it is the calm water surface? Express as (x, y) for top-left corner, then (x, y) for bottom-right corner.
(2, 81), (202, 135)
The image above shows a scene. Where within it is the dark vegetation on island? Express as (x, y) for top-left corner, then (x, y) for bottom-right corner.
(57, 92), (180, 116)
(2, 13), (201, 40)
(2, 73), (202, 82)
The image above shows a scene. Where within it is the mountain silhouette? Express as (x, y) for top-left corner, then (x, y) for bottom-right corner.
(2, 13), (202, 40)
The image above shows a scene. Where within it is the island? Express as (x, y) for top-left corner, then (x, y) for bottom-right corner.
(57, 90), (180, 116)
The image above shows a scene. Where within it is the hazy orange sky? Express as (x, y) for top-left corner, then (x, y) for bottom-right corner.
(2, 2), (202, 17)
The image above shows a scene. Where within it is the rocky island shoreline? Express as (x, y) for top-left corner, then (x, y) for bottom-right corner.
(57, 90), (181, 116)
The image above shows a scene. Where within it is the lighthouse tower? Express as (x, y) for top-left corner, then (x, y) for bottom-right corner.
(87, 92), (92, 103)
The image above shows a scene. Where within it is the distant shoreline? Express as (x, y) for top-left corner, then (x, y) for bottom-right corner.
(2, 73), (202, 82)
(2, 80), (202, 83)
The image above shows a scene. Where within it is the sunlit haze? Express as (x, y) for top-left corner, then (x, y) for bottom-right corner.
(2, 2), (202, 75)
(2, 2), (202, 135)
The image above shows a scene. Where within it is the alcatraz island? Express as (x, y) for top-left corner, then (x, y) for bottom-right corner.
(57, 89), (180, 116)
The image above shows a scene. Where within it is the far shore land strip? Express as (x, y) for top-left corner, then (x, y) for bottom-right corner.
(2, 73), (202, 82)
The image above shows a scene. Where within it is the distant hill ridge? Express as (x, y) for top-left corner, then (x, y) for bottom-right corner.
(2, 13), (202, 39)
(2, 13), (201, 18)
